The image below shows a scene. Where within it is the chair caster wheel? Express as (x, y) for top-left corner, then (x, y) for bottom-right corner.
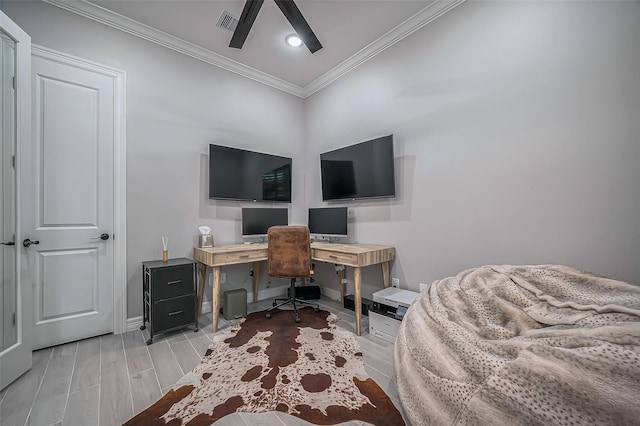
(314, 307), (319, 312)
(146, 338), (152, 345)
(272, 302), (277, 307)
(266, 312), (271, 319)
(295, 316), (301, 323)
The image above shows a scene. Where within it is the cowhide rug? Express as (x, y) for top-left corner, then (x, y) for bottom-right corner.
(124, 307), (404, 425)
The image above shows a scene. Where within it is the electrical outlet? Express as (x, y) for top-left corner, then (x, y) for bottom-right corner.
(391, 278), (400, 288)
(419, 283), (428, 292)
(221, 272), (226, 284)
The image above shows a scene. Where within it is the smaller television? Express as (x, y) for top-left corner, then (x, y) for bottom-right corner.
(308, 207), (348, 241)
(241, 208), (288, 239)
(320, 134), (395, 201)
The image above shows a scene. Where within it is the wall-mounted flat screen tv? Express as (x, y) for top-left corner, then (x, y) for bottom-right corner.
(209, 144), (292, 202)
(320, 134), (395, 201)
(308, 207), (348, 239)
(241, 208), (288, 237)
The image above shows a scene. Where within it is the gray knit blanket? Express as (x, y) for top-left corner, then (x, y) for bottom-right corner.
(394, 265), (640, 425)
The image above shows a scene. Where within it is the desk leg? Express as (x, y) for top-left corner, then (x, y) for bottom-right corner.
(354, 266), (362, 336)
(381, 261), (391, 288)
(337, 268), (346, 306)
(197, 263), (207, 316)
(252, 261), (261, 303)
(212, 266), (221, 333)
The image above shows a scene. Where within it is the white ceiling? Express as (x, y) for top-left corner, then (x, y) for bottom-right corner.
(44, 0), (465, 97)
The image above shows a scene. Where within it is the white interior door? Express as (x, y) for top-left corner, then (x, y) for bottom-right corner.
(1, 26), (17, 357)
(0, 11), (32, 390)
(27, 48), (116, 350)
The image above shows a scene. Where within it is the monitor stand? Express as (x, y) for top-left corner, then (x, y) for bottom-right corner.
(242, 236), (267, 244)
(312, 236), (340, 244)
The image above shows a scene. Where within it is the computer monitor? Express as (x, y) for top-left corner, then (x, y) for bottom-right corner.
(308, 207), (348, 241)
(241, 208), (288, 240)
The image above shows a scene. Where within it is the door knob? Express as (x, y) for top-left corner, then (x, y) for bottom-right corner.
(91, 233), (110, 241)
(23, 239), (40, 248)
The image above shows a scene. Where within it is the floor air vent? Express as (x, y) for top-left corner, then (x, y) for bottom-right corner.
(216, 10), (238, 32)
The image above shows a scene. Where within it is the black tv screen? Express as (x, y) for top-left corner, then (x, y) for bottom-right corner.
(308, 207), (348, 238)
(320, 135), (395, 201)
(209, 144), (292, 202)
(241, 208), (288, 237)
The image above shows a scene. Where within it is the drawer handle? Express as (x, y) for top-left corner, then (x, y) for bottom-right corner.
(239, 255), (250, 259)
(329, 255), (338, 259)
(168, 310), (184, 316)
(167, 280), (182, 285)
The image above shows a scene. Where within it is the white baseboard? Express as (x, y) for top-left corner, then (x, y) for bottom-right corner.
(321, 286), (341, 301)
(126, 285), (291, 331)
(249, 285), (288, 304)
(126, 316), (143, 333)
(125, 285), (344, 333)
(200, 301), (212, 315)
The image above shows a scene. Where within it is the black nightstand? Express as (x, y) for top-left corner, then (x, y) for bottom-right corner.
(140, 257), (198, 344)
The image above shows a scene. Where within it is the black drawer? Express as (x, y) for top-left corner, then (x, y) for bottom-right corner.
(151, 264), (194, 301)
(152, 294), (196, 332)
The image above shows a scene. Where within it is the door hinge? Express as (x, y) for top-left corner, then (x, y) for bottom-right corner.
(13, 312), (16, 326)
(13, 76), (16, 90)
(12, 155), (16, 168)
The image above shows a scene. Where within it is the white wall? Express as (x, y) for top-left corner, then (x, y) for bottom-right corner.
(3, 0), (639, 321)
(2, 1), (307, 318)
(305, 0), (640, 296)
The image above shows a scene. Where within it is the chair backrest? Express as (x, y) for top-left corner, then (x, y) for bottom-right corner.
(267, 226), (311, 278)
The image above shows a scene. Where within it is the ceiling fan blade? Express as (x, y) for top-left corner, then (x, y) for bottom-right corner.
(229, 0), (265, 49)
(274, 0), (323, 53)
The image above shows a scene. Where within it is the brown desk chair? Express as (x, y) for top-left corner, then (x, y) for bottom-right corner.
(265, 225), (319, 323)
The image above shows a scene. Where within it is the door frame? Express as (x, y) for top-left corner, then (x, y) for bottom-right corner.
(32, 45), (127, 335)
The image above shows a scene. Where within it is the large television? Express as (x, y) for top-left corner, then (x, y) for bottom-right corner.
(320, 135), (395, 201)
(308, 207), (348, 240)
(209, 144), (292, 202)
(241, 208), (288, 238)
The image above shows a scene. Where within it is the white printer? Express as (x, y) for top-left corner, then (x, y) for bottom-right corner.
(369, 288), (419, 343)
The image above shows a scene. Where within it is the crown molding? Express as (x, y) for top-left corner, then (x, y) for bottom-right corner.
(43, 0), (465, 99)
(42, 0), (305, 97)
(303, 0), (466, 97)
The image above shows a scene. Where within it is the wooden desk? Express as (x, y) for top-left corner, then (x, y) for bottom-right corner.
(193, 242), (395, 335)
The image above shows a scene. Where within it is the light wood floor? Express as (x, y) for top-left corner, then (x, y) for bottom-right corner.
(0, 297), (406, 426)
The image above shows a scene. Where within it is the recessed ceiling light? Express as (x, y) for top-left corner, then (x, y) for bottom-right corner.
(285, 34), (302, 48)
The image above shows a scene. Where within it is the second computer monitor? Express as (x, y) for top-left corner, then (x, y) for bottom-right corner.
(308, 207), (348, 240)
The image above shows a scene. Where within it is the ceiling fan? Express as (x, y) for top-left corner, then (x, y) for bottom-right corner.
(229, 0), (323, 53)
